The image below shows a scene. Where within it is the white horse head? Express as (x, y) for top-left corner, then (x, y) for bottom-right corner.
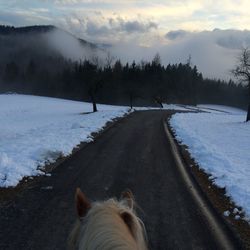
(68, 188), (148, 250)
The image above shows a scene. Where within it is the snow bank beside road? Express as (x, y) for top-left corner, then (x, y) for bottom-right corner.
(170, 107), (250, 221)
(0, 94), (129, 187)
(197, 104), (246, 114)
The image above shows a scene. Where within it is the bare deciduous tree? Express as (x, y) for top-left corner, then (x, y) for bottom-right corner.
(152, 53), (161, 67)
(232, 47), (250, 122)
(105, 52), (115, 69)
(82, 57), (103, 112)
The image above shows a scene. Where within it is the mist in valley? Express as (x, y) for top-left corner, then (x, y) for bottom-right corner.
(0, 25), (249, 110)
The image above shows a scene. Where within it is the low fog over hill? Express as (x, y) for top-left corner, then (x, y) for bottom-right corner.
(1, 25), (250, 81)
(0, 25), (104, 73)
(0, 25), (248, 110)
(111, 29), (250, 81)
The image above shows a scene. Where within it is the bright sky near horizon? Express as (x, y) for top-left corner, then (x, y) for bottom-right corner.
(1, 0), (250, 80)
(0, 0), (249, 44)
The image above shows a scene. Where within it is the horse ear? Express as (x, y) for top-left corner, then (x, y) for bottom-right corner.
(121, 189), (134, 209)
(120, 212), (136, 238)
(75, 188), (91, 219)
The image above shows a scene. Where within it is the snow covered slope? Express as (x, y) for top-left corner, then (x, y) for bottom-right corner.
(170, 105), (250, 221)
(0, 94), (129, 187)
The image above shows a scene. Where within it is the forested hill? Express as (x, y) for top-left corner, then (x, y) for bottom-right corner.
(0, 25), (55, 35)
(0, 25), (94, 46)
(0, 25), (97, 70)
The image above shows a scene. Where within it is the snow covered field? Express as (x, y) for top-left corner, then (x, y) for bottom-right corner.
(2, 94), (249, 222)
(0, 95), (189, 188)
(0, 94), (130, 187)
(170, 105), (250, 221)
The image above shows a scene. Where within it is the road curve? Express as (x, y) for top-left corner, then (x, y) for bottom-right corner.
(0, 110), (241, 249)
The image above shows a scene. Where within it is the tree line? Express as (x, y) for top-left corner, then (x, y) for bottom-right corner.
(0, 53), (248, 112)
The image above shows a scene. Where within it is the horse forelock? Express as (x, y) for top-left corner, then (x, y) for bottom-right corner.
(68, 198), (148, 250)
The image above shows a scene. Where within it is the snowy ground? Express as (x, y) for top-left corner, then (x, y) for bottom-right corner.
(134, 103), (189, 111)
(0, 94), (130, 187)
(0, 95), (189, 188)
(2, 94), (249, 222)
(170, 105), (250, 221)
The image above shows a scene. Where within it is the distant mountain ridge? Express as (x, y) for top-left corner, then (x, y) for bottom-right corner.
(0, 25), (55, 35)
(0, 24), (96, 48)
(0, 24), (106, 74)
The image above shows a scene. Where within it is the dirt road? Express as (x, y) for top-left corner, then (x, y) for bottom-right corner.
(0, 111), (240, 249)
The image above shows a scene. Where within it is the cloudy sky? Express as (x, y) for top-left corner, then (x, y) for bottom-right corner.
(1, 0), (250, 79)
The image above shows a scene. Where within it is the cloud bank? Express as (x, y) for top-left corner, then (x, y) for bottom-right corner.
(2, 0), (250, 80)
(39, 27), (250, 81)
(109, 29), (250, 80)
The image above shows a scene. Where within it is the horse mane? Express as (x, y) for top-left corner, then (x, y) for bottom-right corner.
(68, 197), (148, 250)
